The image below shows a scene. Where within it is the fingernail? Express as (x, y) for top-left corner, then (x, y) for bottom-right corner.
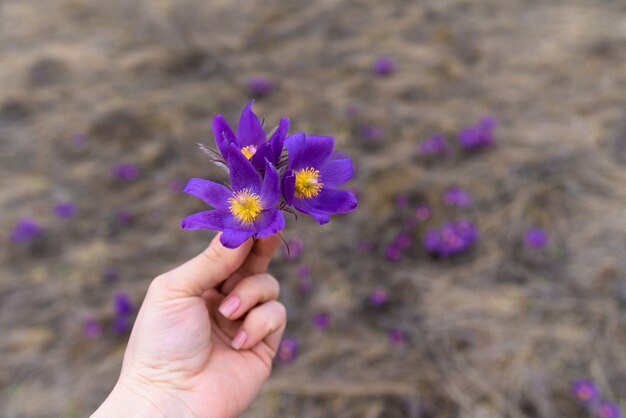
(231, 330), (248, 350)
(218, 296), (240, 318)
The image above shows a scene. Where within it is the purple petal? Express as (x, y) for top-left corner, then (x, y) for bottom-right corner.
(297, 136), (334, 169)
(250, 142), (273, 170)
(220, 228), (254, 249)
(284, 133), (307, 169)
(180, 210), (238, 231)
(281, 170), (296, 205)
(320, 158), (354, 188)
(228, 144), (262, 193)
(212, 114), (236, 159)
(303, 188), (357, 215)
(293, 199), (330, 225)
(254, 208), (285, 238)
(183, 178), (232, 212)
(260, 162), (280, 208)
(236, 100), (266, 147)
(269, 117), (289, 163)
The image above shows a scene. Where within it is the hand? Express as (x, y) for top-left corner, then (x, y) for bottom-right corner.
(92, 234), (286, 418)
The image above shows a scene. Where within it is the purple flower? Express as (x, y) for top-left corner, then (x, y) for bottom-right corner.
(423, 219), (478, 257)
(112, 315), (131, 334)
(181, 145), (285, 248)
(282, 238), (303, 259)
(572, 380), (600, 403)
(297, 266), (313, 294)
(312, 313), (331, 331)
(395, 232), (412, 249)
(212, 100), (288, 170)
(442, 187), (472, 208)
(369, 288), (387, 307)
(385, 244), (402, 262)
(84, 317), (102, 339)
(597, 402), (622, 418)
(282, 133), (357, 224)
(247, 76), (275, 96)
(458, 116), (497, 150)
(277, 337), (298, 364)
(388, 328), (406, 345)
(116, 210), (133, 226)
(395, 193), (409, 209)
(414, 204), (432, 222)
(102, 266), (118, 282)
(72, 133), (87, 147)
(53, 202), (76, 218)
(10, 217), (43, 243)
(112, 164), (140, 181)
(297, 265), (310, 279)
(114, 292), (134, 317)
(419, 134), (447, 156)
(373, 56), (395, 76)
(525, 227), (549, 249)
(360, 125), (384, 141)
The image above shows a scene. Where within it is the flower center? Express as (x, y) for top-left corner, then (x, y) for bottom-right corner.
(294, 167), (323, 199)
(229, 189), (263, 223)
(241, 145), (257, 159)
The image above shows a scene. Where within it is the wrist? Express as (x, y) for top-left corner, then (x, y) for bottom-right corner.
(91, 376), (196, 418)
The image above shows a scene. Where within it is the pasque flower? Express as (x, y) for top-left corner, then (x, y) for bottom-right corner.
(10, 217), (43, 243)
(281, 133), (357, 224)
(181, 144), (285, 248)
(212, 100), (288, 170)
(458, 116), (497, 150)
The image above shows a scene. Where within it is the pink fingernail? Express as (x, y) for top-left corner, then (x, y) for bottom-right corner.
(218, 296), (240, 318)
(231, 330), (248, 350)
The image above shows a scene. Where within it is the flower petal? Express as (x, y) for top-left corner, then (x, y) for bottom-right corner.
(220, 228), (255, 249)
(212, 115), (236, 159)
(260, 161), (280, 208)
(319, 158), (354, 188)
(254, 208), (285, 238)
(183, 178), (232, 211)
(228, 143), (262, 193)
(284, 132), (306, 169)
(293, 199), (330, 225)
(236, 100), (266, 147)
(297, 135), (334, 169)
(180, 210), (237, 231)
(250, 142), (273, 170)
(269, 117), (289, 163)
(307, 188), (357, 214)
(281, 169), (296, 205)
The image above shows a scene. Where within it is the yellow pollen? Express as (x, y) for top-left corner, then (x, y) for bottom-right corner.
(241, 145), (257, 159)
(294, 167), (323, 199)
(228, 189), (263, 223)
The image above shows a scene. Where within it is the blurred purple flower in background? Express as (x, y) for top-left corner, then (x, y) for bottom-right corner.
(442, 187), (473, 208)
(102, 266), (119, 282)
(572, 380), (599, 403)
(277, 337), (298, 364)
(116, 210), (134, 226)
(369, 288), (387, 307)
(458, 116), (497, 150)
(247, 76), (275, 96)
(114, 292), (134, 317)
(525, 227), (549, 249)
(312, 313), (331, 331)
(360, 125), (384, 141)
(373, 56), (395, 76)
(385, 244), (402, 262)
(597, 402), (622, 418)
(83, 317), (102, 339)
(388, 328), (406, 345)
(112, 164), (140, 181)
(10, 217), (43, 243)
(283, 238), (304, 259)
(414, 204), (432, 222)
(423, 219), (478, 257)
(419, 134), (447, 156)
(53, 202), (76, 219)
(72, 133), (87, 147)
(113, 316), (130, 334)
(395, 193), (409, 209)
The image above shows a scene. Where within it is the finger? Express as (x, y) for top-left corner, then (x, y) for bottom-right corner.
(217, 273), (280, 320)
(160, 233), (253, 296)
(230, 301), (287, 351)
(220, 235), (281, 294)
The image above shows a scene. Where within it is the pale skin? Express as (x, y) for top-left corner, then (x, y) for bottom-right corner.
(92, 234), (286, 418)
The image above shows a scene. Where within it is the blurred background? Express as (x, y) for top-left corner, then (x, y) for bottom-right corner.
(1, 0), (626, 417)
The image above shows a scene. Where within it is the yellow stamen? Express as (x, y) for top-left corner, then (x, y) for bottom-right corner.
(229, 189), (263, 223)
(241, 145), (257, 159)
(294, 167), (323, 199)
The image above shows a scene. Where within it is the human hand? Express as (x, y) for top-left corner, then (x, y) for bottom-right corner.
(92, 234), (286, 418)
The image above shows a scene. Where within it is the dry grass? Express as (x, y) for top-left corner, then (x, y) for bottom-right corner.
(1, 0), (625, 417)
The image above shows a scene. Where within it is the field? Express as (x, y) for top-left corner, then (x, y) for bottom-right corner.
(1, 0), (626, 417)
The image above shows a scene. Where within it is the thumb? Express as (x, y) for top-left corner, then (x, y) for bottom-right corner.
(157, 233), (254, 297)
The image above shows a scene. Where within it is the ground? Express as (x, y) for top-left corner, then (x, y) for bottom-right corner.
(1, 0), (625, 417)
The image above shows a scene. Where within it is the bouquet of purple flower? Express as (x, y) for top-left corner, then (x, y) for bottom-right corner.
(181, 101), (358, 248)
